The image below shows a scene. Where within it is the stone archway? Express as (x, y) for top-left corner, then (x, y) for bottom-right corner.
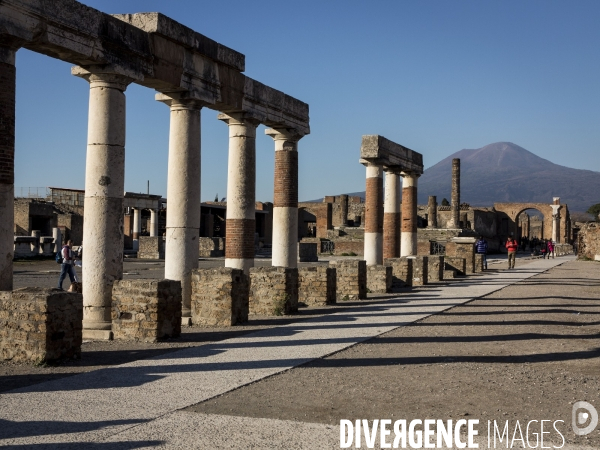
(494, 203), (555, 241)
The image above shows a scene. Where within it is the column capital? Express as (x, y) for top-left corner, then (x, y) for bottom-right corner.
(360, 159), (382, 168)
(155, 92), (208, 110)
(72, 66), (134, 91)
(0, 40), (22, 65)
(400, 170), (421, 179)
(265, 128), (304, 147)
(217, 112), (261, 127)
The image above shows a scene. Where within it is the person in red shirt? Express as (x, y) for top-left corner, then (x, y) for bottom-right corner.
(505, 236), (518, 269)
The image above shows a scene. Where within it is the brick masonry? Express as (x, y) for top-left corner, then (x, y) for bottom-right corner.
(199, 237), (225, 258)
(401, 186), (417, 233)
(365, 177), (383, 233)
(384, 257), (413, 288)
(111, 279), (182, 343)
(298, 242), (318, 262)
(330, 260), (367, 301)
(0, 288), (83, 362)
(427, 255), (444, 282)
(298, 266), (336, 306)
(138, 236), (164, 259)
(274, 149), (298, 207)
(383, 213), (400, 259)
(367, 265), (392, 293)
(445, 257), (466, 276)
(225, 218), (254, 259)
(417, 240), (431, 256)
(191, 268), (249, 326)
(410, 256), (428, 286)
(249, 267), (298, 315)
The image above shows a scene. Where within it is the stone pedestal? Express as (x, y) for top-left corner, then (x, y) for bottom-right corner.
(384, 257), (413, 288)
(111, 279), (182, 342)
(427, 255), (444, 282)
(446, 237), (476, 274)
(298, 266), (336, 306)
(137, 236), (164, 259)
(474, 254), (484, 273)
(249, 267), (298, 315)
(330, 260), (367, 301)
(298, 242), (318, 262)
(0, 288), (83, 362)
(191, 268), (249, 326)
(445, 257), (466, 276)
(443, 269), (456, 279)
(367, 265), (392, 293)
(409, 256), (428, 286)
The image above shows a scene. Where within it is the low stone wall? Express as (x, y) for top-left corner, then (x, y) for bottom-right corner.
(249, 267), (298, 315)
(427, 255), (443, 282)
(332, 240), (364, 256)
(445, 257), (466, 276)
(443, 269), (455, 279)
(199, 237), (225, 257)
(112, 279), (182, 342)
(417, 240), (431, 256)
(446, 238), (476, 274)
(298, 266), (336, 306)
(191, 268), (249, 326)
(554, 243), (573, 256)
(384, 257), (412, 288)
(298, 242), (318, 262)
(578, 223), (600, 260)
(138, 236), (164, 259)
(475, 254), (484, 272)
(0, 288), (83, 362)
(330, 260), (367, 300)
(367, 265), (392, 293)
(410, 256), (428, 286)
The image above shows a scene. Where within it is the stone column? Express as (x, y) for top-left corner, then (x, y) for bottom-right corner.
(340, 194), (349, 227)
(73, 69), (132, 339)
(363, 163), (383, 266)
(551, 204), (561, 243)
(132, 207), (141, 251)
(156, 93), (203, 323)
(150, 209), (159, 237)
(383, 171), (400, 259)
(400, 172), (418, 257)
(0, 44), (17, 291)
(450, 158), (460, 228)
(266, 128), (301, 268)
(427, 195), (437, 229)
(220, 114), (260, 273)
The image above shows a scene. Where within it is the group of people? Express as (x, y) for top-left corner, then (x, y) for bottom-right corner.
(475, 235), (557, 271)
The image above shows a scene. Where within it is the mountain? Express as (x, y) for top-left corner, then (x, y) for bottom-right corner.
(416, 142), (600, 211)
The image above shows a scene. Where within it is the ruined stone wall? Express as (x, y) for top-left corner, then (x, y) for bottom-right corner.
(298, 266), (336, 306)
(13, 199), (30, 235)
(577, 223), (600, 260)
(111, 279), (182, 342)
(367, 265), (392, 293)
(0, 288), (82, 362)
(427, 256), (443, 282)
(298, 242), (318, 262)
(445, 257), (466, 276)
(411, 256), (428, 286)
(138, 236), (164, 259)
(384, 257), (412, 288)
(198, 237), (224, 257)
(332, 240), (364, 256)
(446, 241), (475, 274)
(191, 268), (248, 326)
(249, 267), (298, 315)
(330, 260), (366, 300)
(57, 214), (83, 245)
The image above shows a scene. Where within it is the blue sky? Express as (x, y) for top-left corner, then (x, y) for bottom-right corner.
(13, 0), (600, 202)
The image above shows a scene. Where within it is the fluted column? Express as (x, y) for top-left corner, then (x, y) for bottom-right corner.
(132, 207), (141, 251)
(266, 128), (301, 268)
(400, 172), (419, 257)
(220, 114), (260, 273)
(364, 163), (384, 265)
(427, 196), (437, 228)
(150, 209), (159, 237)
(383, 171), (400, 259)
(0, 44), (17, 291)
(156, 93), (203, 322)
(73, 69), (132, 339)
(450, 158), (460, 228)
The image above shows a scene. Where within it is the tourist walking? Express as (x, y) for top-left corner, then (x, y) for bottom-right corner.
(547, 239), (555, 259)
(57, 240), (78, 290)
(475, 235), (488, 270)
(505, 236), (518, 269)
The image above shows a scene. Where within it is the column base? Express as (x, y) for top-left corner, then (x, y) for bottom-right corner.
(83, 329), (113, 341)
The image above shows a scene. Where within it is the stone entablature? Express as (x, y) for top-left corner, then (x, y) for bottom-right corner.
(360, 135), (424, 174)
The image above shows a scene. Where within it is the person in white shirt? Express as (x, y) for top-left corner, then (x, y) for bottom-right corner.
(57, 240), (78, 290)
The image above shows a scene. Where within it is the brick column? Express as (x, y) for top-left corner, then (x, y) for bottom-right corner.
(73, 68), (133, 340)
(0, 45), (17, 291)
(340, 194), (349, 227)
(220, 114), (260, 273)
(383, 171), (400, 259)
(156, 93), (204, 323)
(450, 158), (460, 228)
(266, 128), (301, 268)
(427, 195), (437, 228)
(400, 171), (418, 256)
(364, 163), (383, 266)
(132, 207), (141, 251)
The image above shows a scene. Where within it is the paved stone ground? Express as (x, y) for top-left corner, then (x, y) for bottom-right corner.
(2, 256), (596, 449)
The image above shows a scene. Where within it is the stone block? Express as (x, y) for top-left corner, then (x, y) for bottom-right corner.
(249, 267), (298, 315)
(191, 268), (249, 326)
(445, 257), (466, 276)
(0, 288), (83, 362)
(417, 240), (432, 256)
(298, 242), (318, 262)
(384, 257), (413, 288)
(112, 279), (181, 342)
(137, 236), (164, 259)
(298, 266), (336, 306)
(427, 255), (444, 282)
(474, 254), (484, 272)
(330, 260), (367, 300)
(443, 269), (456, 279)
(409, 256), (428, 286)
(199, 237), (225, 257)
(446, 237), (476, 274)
(367, 265), (392, 293)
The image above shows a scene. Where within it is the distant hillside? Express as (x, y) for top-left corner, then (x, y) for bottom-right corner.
(314, 142), (600, 212)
